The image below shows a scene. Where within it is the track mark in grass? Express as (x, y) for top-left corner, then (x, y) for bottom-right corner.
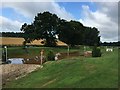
(84, 63), (96, 74)
(41, 79), (56, 87)
(85, 64), (96, 70)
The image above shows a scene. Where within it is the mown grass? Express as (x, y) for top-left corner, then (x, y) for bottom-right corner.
(3, 47), (118, 88)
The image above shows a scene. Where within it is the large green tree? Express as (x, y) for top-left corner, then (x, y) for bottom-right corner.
(21, 11), (60, 47)
(58, 20), (100, 46)
(21, 23), (35, 43)
(58, 20), (84, 46)
(21, 11), (100, 47)
(83, 27), (100, 46)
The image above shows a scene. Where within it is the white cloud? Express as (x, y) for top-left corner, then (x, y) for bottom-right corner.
(1, 2), (75, 32)
(1, 1), (119, 42)
(2, 2), (74, 21)
(79, 2), (118, 42)
(0, 16), (23, 32)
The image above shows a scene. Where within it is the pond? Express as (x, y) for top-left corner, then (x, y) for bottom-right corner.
(7, 58), (24, 64)
(7, 57), (43, 64)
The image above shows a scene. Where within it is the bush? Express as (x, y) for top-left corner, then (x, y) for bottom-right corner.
(92, 46), (101, 57)
(46, 50), (55, 61)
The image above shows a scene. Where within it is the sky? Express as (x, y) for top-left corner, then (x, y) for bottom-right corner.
(0, 0), (119, 42)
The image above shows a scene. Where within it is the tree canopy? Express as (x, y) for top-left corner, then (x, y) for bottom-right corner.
(21, 11), (101, 47)
(58, 20), (84, 46)
(21, 12), (60, 46)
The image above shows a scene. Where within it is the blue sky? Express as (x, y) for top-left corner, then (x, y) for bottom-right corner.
(0, 1), (118, 42)
(2, 2), (98, 22)
(2, 7), (32, 23)
(58, 2), (97, 19)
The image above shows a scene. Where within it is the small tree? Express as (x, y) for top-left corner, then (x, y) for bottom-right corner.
(92, 45), (101, 57)
(46, 50), (55, 61)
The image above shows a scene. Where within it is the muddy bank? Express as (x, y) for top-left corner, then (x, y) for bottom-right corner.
(1, 64), (42, 85)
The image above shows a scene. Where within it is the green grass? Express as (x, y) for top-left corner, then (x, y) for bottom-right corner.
(1, 46), (83, 59)
(3, 47), (118, 88)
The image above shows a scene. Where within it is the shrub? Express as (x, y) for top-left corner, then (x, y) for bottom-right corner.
(46, 50), (55, 61)
(92, 46), (101, 57)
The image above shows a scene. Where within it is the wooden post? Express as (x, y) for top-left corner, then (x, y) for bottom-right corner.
(4, 46), (7, 62)
(67, 45), (69, 57)
(40, 54), (42, 65)
(40, 49), (44, 65)
(84, 46), (86, 52)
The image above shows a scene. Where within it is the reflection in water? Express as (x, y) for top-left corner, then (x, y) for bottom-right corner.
(7, 58), (24, 64)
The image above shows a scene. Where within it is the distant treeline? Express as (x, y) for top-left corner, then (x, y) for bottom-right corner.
(1, 32), (120, 46)
(100, 41), (120, 46)
(1, 32), (25, 38)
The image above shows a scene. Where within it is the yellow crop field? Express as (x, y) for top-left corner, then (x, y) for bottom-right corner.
(1, 37), (25, 45)
(0, 37), (67, 46)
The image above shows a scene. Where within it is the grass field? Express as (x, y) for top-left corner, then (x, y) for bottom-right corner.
(3, 46), (118, 88)
(1, 37), (67, 46)
(2, 46), (85, 59)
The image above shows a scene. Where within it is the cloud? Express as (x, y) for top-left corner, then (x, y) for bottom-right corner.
(0, 16), (23, 32)
(97, 2), (118, 23)
(1, 1), (118, 42)
(79, 2), (118, 42)
(1, 2), (75, 32)
(2, 2), (74, 21)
